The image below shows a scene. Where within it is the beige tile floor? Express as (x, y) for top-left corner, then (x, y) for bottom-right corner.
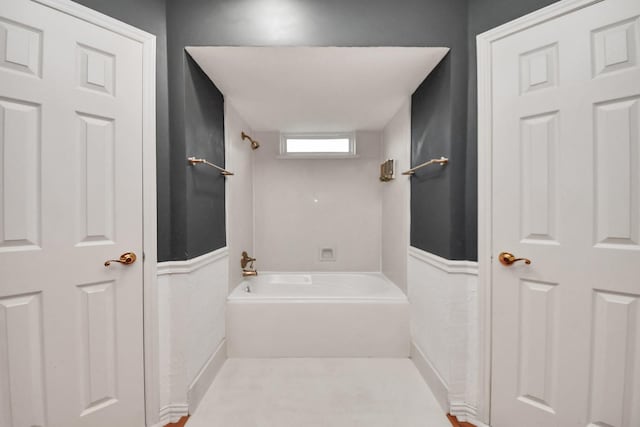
(187, 358), (451, 427)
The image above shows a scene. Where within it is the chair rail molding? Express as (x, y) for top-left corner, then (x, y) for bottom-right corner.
(157, 247), (229, 275)
(408, 246), (478, 275)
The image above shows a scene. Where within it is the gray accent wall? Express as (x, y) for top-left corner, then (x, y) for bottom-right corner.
(72, 0), (173, 260)
(463, 0), (561, 261)
(183, 55), (226, 258)
(73, 0), (560, 262)
(165, 0), (469, 260)
(73, 0), (228, 261)
(410, 0), (560, 261)
(410, 56), (453, 257)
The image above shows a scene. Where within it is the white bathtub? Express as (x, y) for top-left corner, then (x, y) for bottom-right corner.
(226, 273), (410, 357)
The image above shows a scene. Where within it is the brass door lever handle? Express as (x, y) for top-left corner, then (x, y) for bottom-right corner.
(105, 252), (137, 267)
(498, 252), (531, 266)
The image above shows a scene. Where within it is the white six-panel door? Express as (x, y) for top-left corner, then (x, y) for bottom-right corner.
(0, 0), (145, 425)
(490, 0), (640, 426)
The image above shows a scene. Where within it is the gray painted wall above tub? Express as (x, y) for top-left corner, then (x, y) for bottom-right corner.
(464, 0), (561, 261)
(73, 0), (561, 262)
(165, 0), (469, 261)
(72, 0), (173, 260)
(183, 54), (226, 259)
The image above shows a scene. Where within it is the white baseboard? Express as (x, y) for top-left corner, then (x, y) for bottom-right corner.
(450, 401), (476, 418)
(410, 341), (449, 413)
(187, 339), (228, 414)
(158, 403), (189, 425)
(411, 341), (490, 426)
(450, 401), (490, 426)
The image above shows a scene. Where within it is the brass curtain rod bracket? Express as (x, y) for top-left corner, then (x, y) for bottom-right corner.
(188, 157), (234, 176)
(402, 156), (449, 176)
(379, 159), (395, 182)
(241, 131), (260, 150)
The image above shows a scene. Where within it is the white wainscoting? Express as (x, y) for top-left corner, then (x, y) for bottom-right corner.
(408, 247), (482, 425)
(157, 248), (229, 424)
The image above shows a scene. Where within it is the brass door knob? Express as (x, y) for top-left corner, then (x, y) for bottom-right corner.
(105, 252), (137, 267)
(498, 252), (531, 266)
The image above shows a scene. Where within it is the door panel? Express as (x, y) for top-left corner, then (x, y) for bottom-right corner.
(76, 112), (116, 245)
(0, 292), (46, 427)
(491, 0), (640, 426)
(588, 291), (640, 427)
(0, 0), (145, 425)
(0, 97), (41, 250)
(594, 96), (639, 247)
(516, 278), (558, 415)
(520, 111), (559, 244)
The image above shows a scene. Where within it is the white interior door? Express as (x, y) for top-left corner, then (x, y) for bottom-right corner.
(491, 0), (640, 426)
(0, 0), (145, 425)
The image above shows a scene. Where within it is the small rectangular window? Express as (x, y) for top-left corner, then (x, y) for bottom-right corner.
(280, 132), (356, 158)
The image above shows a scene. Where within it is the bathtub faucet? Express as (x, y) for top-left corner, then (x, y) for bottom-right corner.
(241, 251), (258, 277)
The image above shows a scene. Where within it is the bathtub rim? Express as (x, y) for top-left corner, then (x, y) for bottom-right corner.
(228, 271), (407, 303)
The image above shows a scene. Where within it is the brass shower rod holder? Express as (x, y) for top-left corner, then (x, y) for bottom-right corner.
(402, 156), (449, 176)
(188, 157), (234, 176)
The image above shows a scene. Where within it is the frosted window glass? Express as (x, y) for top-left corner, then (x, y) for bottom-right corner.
(286, 138), (351, 153)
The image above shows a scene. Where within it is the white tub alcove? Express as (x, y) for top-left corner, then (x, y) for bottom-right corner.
(226, 273), (410, 357)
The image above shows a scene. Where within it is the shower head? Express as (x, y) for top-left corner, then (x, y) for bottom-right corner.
(241, 131), (260, 150)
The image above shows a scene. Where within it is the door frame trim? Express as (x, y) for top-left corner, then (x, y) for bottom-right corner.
(476, 0), (603, 424)
(31, 0), (159, 425)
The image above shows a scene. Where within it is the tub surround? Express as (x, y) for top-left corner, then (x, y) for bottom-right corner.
(381, 100), (412, 293)
(224, 104), (255, 291)
(227, 273), (410, 358)
(253, 131), (382, 272)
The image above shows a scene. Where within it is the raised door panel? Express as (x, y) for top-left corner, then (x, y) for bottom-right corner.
(520, 112), (559, 244)
(588, 291), (640, 427)
(0, 17), (42, 78)
(592, 17), (639, 77)
(520, 43), (559, 94)
(593, 96), (639, 248)
(75, 113), (115, 246)
(76, 44), (115, 96)
(517, 280), (558, 415)
(0, 292), (46, 427)
(77, 281), (117, 417)
(0, 97), (40, 251)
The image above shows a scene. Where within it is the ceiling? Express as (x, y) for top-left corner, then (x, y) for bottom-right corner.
(186, 46), (449, 132)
